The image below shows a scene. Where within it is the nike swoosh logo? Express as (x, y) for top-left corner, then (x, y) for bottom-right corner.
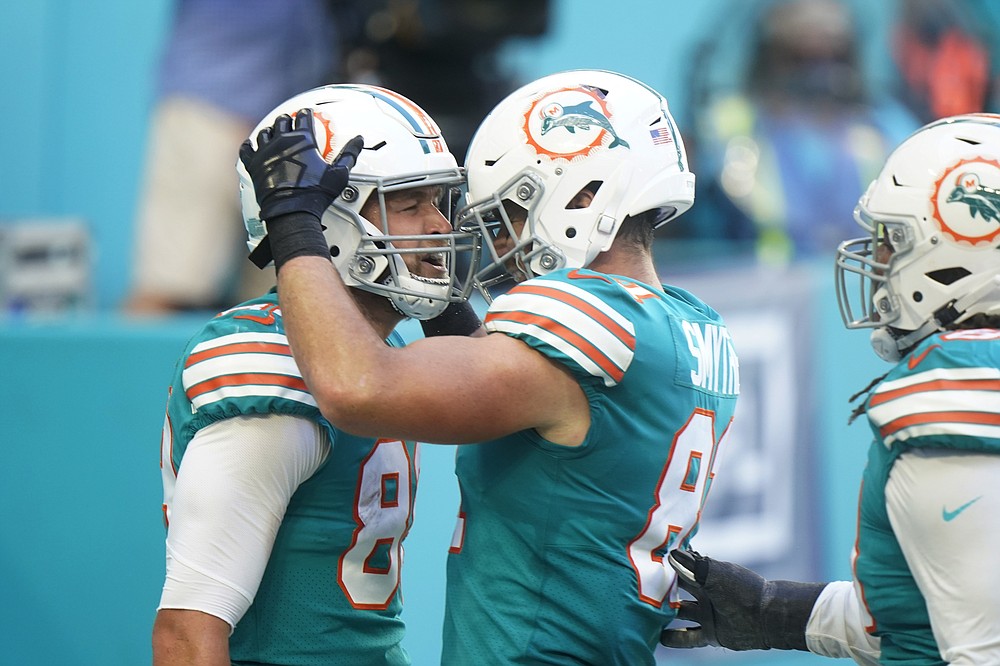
(908, 344), (941, 370)
(942, 496), (982, 522)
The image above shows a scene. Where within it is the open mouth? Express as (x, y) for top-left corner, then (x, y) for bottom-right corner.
(416, 251), (449, 284)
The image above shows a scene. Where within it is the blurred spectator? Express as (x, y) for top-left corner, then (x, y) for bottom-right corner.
(337, 0), (550, 160)
(891, 0), (994, 122)
(123, 0), (339, 314)
(669, 0), (920, 265)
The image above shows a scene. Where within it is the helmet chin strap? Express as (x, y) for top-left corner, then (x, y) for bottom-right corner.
(873, 275), (1000, 362)
(378, 254), (452, 320)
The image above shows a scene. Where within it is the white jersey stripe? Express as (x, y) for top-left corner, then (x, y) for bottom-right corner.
(884, 421), (1000, 446)
(489, 293), (633, 366)
(487, 280), (636, 385)
(184, 331), (312, 410)
(190, 331), (289, 353)
(185, 353), (303, 387)
(868, 389), (1000, 428)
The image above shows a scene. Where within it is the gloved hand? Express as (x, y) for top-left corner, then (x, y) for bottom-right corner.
(419, 300), (483, 337)
(660, 549), (826, 652)
(240, 108), (363, 270)
(239, 108), (363, 223)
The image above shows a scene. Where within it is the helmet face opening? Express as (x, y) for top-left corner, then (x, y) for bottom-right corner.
(835, 211), (909, 331)
(239, 84), (482, 319)
(457, 172), (557, 299)
(834, 113), (1000, 359)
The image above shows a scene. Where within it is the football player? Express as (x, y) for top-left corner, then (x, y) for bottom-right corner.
(661, 114), (1000, 665)
(152, 84), (480, 665)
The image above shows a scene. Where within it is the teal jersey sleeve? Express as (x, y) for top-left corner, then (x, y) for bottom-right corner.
(866, 329), (1000, 453)
(166, 293), (330, 461)
(485, 269), (639, 386)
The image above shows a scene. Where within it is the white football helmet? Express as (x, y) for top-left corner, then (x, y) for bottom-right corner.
(238, 84), (480, 319)
(836, 114), (1000, 362)
(455, 69), (696, 296)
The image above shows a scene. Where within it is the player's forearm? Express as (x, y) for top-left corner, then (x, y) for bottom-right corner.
(152, 609), (230, 666)
(277, 255), (393, 426)
(805, 581), (881, 665)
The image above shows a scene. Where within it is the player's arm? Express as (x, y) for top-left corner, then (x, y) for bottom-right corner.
(282, 263), (582, 445)
(886, 448), (1000, 664)
(153, 414), (328, 665)
(281, 259), (586, 445)
(806, 580), (881, 664)
(152, 610), (230, 666)
(240, 109), (586, 445)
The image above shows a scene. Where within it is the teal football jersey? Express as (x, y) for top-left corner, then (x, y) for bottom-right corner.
(443, 269), (740, 665)
(159, 291), (417, 666)
(855, 329), (1000, 665)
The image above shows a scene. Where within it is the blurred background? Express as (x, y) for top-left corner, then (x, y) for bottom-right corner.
(3, 0), (1000, 663)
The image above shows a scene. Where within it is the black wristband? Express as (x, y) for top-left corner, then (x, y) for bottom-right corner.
(420, 300), (482, 337)
(265, 211), (330, 272)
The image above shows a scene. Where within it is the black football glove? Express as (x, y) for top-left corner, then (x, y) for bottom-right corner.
(240, 108), (363, 222)
(419, 300), (483, 337)
(239, 108), (364, 270)
(660, 549), (826, 652)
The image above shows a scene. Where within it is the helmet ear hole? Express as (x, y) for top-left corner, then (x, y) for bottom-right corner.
(566, 228), (577, 239)
(565, 183), (601, 211)
(330, 245), (341, 258)
(926, 267), (971, 285)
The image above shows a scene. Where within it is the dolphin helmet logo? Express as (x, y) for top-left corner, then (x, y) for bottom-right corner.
(946, 172), (1000, 223)
(539, 101), (630, 149)
(931, 157), (1000, 246)
(521, 85), (629, 160)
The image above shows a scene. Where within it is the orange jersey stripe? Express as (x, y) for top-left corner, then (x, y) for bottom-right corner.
(186, 372), (309, 401)
(185, 341), (291, 368)
(869, 378), (1000, 407)
(879, 410), (1000, 439)
(488, 310), (625, 383)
